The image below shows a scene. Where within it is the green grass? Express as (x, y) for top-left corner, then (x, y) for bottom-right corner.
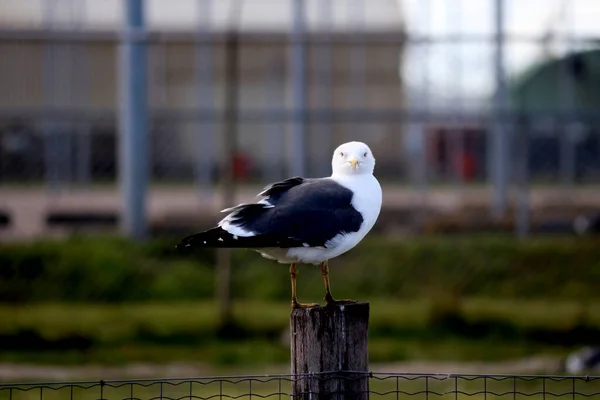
(1, 299), (598, 367)
(3, 234), (600, 372)
(4, 234), (600, 303)
(4, 299), (599, 344)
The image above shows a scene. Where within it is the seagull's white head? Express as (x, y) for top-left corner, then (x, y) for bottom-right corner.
(331, 141), (376, 177)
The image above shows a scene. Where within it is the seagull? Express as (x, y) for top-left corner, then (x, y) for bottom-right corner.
(177, 141), (382, 309)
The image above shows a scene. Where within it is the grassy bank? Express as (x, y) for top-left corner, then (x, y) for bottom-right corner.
(2, 235), (599, 367)
(2, 235), (600, 302)
(1, 299), (598, 366)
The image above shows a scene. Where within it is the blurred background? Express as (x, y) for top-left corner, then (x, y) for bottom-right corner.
(1, 0), (600, 382)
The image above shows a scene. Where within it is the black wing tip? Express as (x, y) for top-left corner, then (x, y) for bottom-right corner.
(177, 229), (313, 251)
(176, 227), (253, 250)
(176, 228), (220, 251)
(175, 234), (200, 252)
(176, 237), (194, 248)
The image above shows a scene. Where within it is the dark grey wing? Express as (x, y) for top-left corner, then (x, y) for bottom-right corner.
(258, 176), (305, 204)
(233, 178), (364, 247)
(177, 178), (364, 250)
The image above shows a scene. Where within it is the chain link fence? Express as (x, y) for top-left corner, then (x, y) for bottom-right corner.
(0, 0), (599, 238)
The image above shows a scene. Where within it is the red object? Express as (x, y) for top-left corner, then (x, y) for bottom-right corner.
(459, 151), (476, 180)
(233, 152), (251, 180)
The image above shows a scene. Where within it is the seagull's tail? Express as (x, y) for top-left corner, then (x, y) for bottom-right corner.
(176, 227), (248, 250)
(177, 227), (305, 251)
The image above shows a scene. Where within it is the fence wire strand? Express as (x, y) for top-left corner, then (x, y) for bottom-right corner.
(1, 373), (600, 400)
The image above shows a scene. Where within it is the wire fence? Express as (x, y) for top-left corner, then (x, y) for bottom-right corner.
(1, 0), (600, 238)
(1, 372), (600, 400)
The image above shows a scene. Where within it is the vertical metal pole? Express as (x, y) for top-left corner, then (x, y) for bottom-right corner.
(76, 125), (92, 183)
(59, 126), (73, 184)
(559, 119), (576, 187)
(348, 0), (366, 140)
(289, 0), (307, 177)
(195, 0), (214, 188)
(491, 0), (508, 220)
(119, 0), (148, 239)
(315, 0), (333, 177)
(53, 41), (74, 186)
(73, 0), (91, 185)
(42, 0), (60, 193)
(515, 116), (530, 238)
(407, 0), (430, 226)
(217, 29), (240, 327)
(418, 0), (431, 213)
(448, 0), (464, 185)
(62, 10), (75, 186)
(75, 36), (92, 184)
(264, 63), (284, 182)
(559, 7), (576, 188)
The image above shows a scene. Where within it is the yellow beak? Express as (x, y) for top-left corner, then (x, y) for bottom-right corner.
(348, 157), (360, 170)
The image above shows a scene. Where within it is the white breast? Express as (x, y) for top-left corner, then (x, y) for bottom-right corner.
(281, 173), (382, 264)
(326, 174), (382, 254)
(337, 173), (383, 229)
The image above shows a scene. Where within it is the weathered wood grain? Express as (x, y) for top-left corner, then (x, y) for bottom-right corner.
(290, 302), (370, 400)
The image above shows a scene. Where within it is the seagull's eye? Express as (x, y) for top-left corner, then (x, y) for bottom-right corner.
(340, 152), (344, 157)
(363, 152), (368, 157)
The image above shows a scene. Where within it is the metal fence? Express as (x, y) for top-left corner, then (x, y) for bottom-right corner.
(0, 0), (599, 239)
(1, 372), (600, 400)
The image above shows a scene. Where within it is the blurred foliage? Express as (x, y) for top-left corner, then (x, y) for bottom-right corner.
(1, 234), (599, 366)
(1, 299), (598, 366)
(1, 234), (600, 303)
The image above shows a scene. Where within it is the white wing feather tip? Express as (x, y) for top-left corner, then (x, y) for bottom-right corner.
(257, 186), (272, 197)
(220, 204), (245, 213)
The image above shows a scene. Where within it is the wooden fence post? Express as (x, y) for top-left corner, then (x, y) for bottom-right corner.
(290, 302), (370, 399)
